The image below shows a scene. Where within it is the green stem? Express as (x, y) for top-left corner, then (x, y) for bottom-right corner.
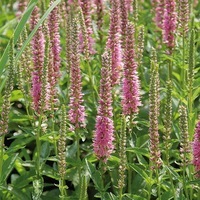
(181, 33), (185, 92)
(188, 85), (194, 142)
(100, 160), (105, 200)
(76, 133), (81, 183)
(156, 168), (161, 200)
(51, 106), (57, 156)
(147, 169), (153, 200)
(198, 189), (200, 200)
(0, 135), (5, 182)
(119, 187), (123, 200)
(128, 153), (132, 193)
(166, 164), (176, 200)
(188, 71), (194, 199)
(183, 162), (189, 199)
(36, 115), (42, 179)
(128, 115), (133, 194)
(86, 60), (98, 101)
(59, 178), (66, 199)
(189, 165), (193, 200)
(168, 58), (172, 80)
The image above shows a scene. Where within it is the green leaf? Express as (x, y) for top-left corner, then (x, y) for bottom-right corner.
(41, 189), (60, 200)
(10, 90), (24, 102)
(66, 157), (81, 167)
(0, 185), (31, 200)
(192, 86), (200, 101)
(42, 164), (59, 180)
(0, 153), (19, 183)
(104, 192), (117, 200)
(12, 169), (35, 189)
(161, 190), (174, 200)
(85, 159), (104, 192)
(40, 142), (50, 160)
(126, 147), (149, 157)
(124, 193), (147, 200)
(164, 165), (180, 181)
(129, 164), (151, 184)
(7, 135), (34, 154)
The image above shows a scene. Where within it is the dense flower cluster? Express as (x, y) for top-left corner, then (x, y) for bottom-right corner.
(177, 0), (189, 34)
(30, 6), (45, 112)
(79, 0), (95, 54)
(193, 120), (200, 177)
(122, 23), (141, 115)
(149, 51), (161, 170)
(93, 51), (114, 162)
(154, 0), (165, 30)
(68, 19), (86, 130)
(120, 0), (128, 49)
(163, 0), (177, 52)
(106, 0), (122, 86)
(179, 105), (191, 166)
(0, 39), (14, 136)
(48, 3), (61, 105)
(94, 0), (104, 33)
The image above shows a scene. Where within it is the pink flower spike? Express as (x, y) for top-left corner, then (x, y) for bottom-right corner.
(154, 0), (165, 30)
(93, 51), (114, 162)
(122, 23), (141, 115)
(31, 72), (41, 111)
(163, 0), (177, 52)
(79, 0), (95, 54)
(106, 0), (122, 86)
(93, 116), (114, 162)
(68, 19), (86, 130)
(30, 6), (45, 112)
(193, 120), (200, 177)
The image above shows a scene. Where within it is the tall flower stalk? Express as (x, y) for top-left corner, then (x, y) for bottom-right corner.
(179, 105), (192, 199)
(118, 115), (127, 199)
(17, 27), (32, 102)
(30, 6), (45, 112)
(163, 81), (172, 165)
(68, 17), (86, 186)
(122, 23), (141, 116)
(188, 29), (195, 141)
(178, 0), (189, 91)
(93, 50), (114, 162)
(48, 2), (61, 108)
(121, 23), (141, 194)
(68, 18), (86, 130)
(163, 80), (176, 198)
(48, 3), (61, 157)
(58, 105), (67, 199)
(93, 50), (114, 199)
(148, 50), (161, 200)
(30, 7), (47, 199)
